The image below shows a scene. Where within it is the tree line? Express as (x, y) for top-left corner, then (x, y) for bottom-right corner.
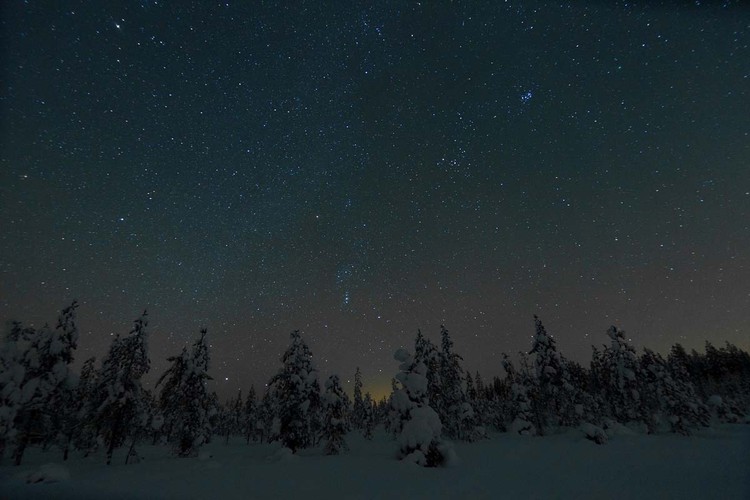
(1, 303), (748, 467)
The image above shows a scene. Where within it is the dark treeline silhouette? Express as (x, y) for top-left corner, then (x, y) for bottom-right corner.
(1, 303), (748, 467)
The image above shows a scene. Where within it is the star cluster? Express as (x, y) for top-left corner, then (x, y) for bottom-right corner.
(1, 1), (748, 399)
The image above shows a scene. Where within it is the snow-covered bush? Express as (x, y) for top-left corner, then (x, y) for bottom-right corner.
(580, 422), (608, 444)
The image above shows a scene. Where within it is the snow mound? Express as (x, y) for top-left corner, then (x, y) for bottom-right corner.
(510, 417), (536, 436)
(266, 447), (298, 463)
(25, 463), (70, 484)
(601, 419), (638, 437)
(580, 423), (608, 444)
(399, 406), (442, 450)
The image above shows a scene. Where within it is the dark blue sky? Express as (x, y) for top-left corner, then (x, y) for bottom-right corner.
(1, 1), (748, 399)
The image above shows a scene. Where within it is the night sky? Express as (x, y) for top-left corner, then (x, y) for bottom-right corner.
(1, 1), (748, 400)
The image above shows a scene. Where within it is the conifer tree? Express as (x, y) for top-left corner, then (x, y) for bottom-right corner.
(362, 392), (375, 440)
(157, 347), (189, 443)
(94, 310), (150, 465)
(205, 392), (221, 443)
(307, 377), (324, 445)
(0, 323), (28, 463)
(352, 367), (365, 430)
(529, 316), (578, 432)
(323, 374), (348, 454)
(155, 329), (212, 457)
(412, 329), (443, 414)
(641, 348), (710, 434)
(469, 370), (490, 432)
(225, 389), (243, 443)
(439, 325), (478, 441)
(11, 301), (79, 465)
(268, 330), (319, 452)
(502, 353), (536, 436)
(142, 389), (162, 445)
(386, 378), (401, 437)
(72, 356), (99, 456)
(258, 389), (276, 443)
(243, 385), (258, 444)
(392, 347), (453, 467)
(601, 326), (643, 425)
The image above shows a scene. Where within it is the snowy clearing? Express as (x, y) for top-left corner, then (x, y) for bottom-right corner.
(2, 425), (748, 499)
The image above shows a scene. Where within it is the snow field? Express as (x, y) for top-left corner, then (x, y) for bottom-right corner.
(2, 424), (748, 500)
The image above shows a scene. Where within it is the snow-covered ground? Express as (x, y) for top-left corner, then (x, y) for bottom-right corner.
(2, 425), (749, 499)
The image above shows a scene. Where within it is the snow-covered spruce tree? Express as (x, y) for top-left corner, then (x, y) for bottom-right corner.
(225, 389), (244, 443)
(322, 374), (348, 454)
(528, 316), (579, 432)
(191, 331), (214, 445)
(439, 325), (479, 441)
(307, 377), (324, 446)
(72, 356), (99, 456)
(243, 385), (259, 444)
(702, 342), (750, 415)
(352, 366), (365, 431)
(341, 387), (352, 431)
(482, 374), (509, 432)
(156, 347), (189, 443)
(669, 343), (748, 423)
(601, 326), (644, 427)
(141, 389), (163, 446)
(362, 392), (375, 440)
(45, 303), (82, 458)
(639, 349), (670, 432)
(155, 329), (212, 457)
(502, 353), (536, 435)
(214, 401), (230, 444)
(205, 392), (222, 443)
(54, 373), (82, 461)
(640, 348), (709, 434)
(268, 330), (319, 452)
(10, 301), (79, 465)
(653, 348), (709, 434)
(567, 359), (603, 426)
(0, 323), (28, 463)
(258, 389), (276, 443)
(392, 347), (454, 467)
(413, 331), (444, 422)
(589, 345), (608, 396)
(94, 310), (150, 465)
(467, 371), (490, 437)
(386, 377), (401, 437)
(376, 396), (389, 426)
